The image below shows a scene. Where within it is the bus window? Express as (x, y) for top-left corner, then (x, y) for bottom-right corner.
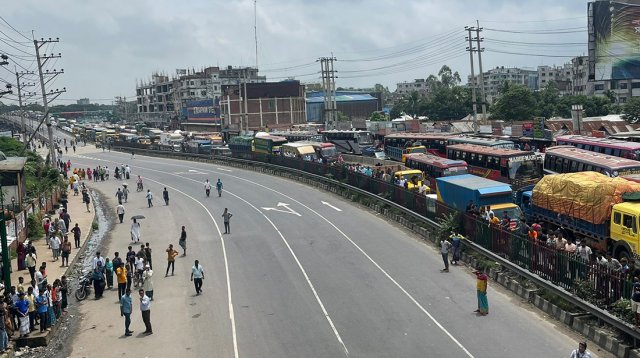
(570, 161), (578, 172)
(577, 162), (584, 171)
(577, 144), (584, 149)
(555, 157), (562, 171)
(613, 149), (621, 157)
(562, 158), (570, 172)
(605, 147), (613, 155)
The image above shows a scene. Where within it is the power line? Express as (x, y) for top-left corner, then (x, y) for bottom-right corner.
(479, 16), (584, 23)
(484, 27), (586, 34)
(0, 16), (31, 41)
(484, 48), (578, 58)
(484, 39), (585, 47)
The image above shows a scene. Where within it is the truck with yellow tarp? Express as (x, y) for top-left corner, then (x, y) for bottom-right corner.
(517, 172), (640, 258)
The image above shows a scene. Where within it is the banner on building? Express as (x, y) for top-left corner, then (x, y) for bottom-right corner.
(185, 99), (221, 123)
(176, 69), (187, 75)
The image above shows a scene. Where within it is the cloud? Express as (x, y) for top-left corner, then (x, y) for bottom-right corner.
(1, 0), (589, 104)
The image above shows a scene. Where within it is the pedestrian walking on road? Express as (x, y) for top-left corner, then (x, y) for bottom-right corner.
(162, 187), (169, 205)
(49, 235), (61, 261)
(569, 341), (592, 358)
(122, 185), (129, 203)
(191, 260), (204, 295)
(115, 188), (124, 205)
(131, 219), (141, 243)
(138, 289), (152, 335)
(440, 237), (452, 272)
(26, 252), (37, 282)
(474, 269), (489, 316)
(216, 179), (223, 197)
(179, 226), (187, 256)
(165, 244), (178, 277)
(146, 190), (154, 208)
(120, 289), (133, 336)
(82, 190), (91, 212)
(71, 223), (81, 248)
(450, 232), (462, 265)
(117, 204), (125, 224)
(222, 208), (232, 234)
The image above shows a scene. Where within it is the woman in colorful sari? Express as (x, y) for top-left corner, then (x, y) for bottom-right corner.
(45, 285), (56, 328)
(474, 270), (489, 315)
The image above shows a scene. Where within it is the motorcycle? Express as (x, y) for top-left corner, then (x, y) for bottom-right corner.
(75, 272), (92, 301)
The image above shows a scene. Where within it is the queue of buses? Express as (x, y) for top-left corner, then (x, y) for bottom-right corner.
(227, 130), (640, 195)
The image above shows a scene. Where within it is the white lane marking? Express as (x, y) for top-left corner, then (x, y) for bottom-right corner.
(118, 154), (475, 358)
(261, 202), (301, 216)
(77, 154), (349, 356)
(73, 157), (240, 358)
(321, 201), (342, 212)
(216, 167), (233, 172)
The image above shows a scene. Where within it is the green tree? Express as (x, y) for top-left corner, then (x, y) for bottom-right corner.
(490, 84), (536, 121)
(535, 81), (560, 119)
(373, 83), (391, 104)
(369, 111), (388, 121)
(624, 97), (640, 124)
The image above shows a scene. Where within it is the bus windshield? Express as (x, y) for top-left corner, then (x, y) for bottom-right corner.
(358, 133), (373, 145)
(321, 147), (337, 158)
(508, 156), (539, 179)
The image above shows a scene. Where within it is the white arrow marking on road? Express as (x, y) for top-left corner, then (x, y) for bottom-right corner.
(261, 202), (301, 216)
(321, 201), (342, 212)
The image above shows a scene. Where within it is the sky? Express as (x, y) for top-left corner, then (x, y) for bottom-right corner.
(0, 0), (589, 105)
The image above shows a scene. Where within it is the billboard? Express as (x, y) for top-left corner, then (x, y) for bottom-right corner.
(590, 1), (640, 80)
(184, 99), (221, 122)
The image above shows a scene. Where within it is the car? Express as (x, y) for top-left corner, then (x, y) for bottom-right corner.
(374, 150), (389, 160)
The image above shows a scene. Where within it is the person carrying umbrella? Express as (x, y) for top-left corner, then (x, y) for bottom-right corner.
(131, 218), (142, 243)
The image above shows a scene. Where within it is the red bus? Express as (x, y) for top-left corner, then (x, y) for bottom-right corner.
(383, 133), (457, 158)
(447, 144), (542, 189)
(556, 135), (640, 160)
(404, 153), (468, 189)
(544, 145), (640, 177)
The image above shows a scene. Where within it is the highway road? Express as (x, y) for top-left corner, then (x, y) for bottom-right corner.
(61, 147), (604, 358)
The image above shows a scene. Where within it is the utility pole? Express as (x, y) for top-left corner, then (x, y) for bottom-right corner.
(237, 72), (243, 132)
(243, 69), (249, 131)
(475, 20), (487, 123)
(254, 0), (259, 70)
(465, 26), (478, 133)
(15, 69), (36, 144)
(0, 55), (11, 292)
(317, 56), (337, 130)
(34, 37), (65, 164)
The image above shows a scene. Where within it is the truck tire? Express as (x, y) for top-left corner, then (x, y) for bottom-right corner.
(613, 243), (631, 261)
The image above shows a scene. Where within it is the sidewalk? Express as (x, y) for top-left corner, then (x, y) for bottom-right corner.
(8, 146), (96, 347)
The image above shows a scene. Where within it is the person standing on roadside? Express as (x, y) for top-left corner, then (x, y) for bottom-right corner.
(162, 187), (169, 206)
(116, 262), (127, 298)
(178, 226), (187, 256)
(191, 260), (204, 295)
(216, 179), (223, 197)
(71, 223), (81, 249)
(117, 204), (125, 224)
(146, 189), (154, 208)
(61, 237), (71, 267)
(26, 251), (37, 282)
(144, 243), (153, 270)
(142, 264), (154, 300)
(474, 268), (489, 316)
(440, 237), (452, 272)
(222, 208), (232, 234)
(165, 244), (178, 277)
(82, 190), (91, 212)
(120, 288), (133, 337)
(139, 289), (152, 335)
(105, 258), (114, 290)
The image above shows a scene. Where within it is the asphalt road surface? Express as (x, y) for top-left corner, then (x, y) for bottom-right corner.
(62, 147), (605, 358)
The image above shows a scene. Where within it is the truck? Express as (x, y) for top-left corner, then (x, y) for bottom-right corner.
(159, 132), (183, 152)
(516, 172), (640, 258)
(435, 174), (521, 220)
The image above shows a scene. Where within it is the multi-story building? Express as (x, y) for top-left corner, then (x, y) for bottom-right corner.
(537, 63), (573, 94)
(395, 79), (431, 98)
(221, 80), (306, 132)
(468, 67), (538, 104)
(136, 66), (266, 124)
(76, 98), (90, 105)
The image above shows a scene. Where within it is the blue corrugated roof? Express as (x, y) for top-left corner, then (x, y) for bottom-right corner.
(478, 186), (511, 196)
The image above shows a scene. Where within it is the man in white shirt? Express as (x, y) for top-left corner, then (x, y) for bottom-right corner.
(576, 242), (593, 262)
(116, 204), (125, 224)
(138, 289), (152, 334)
(92, 252), (106, 270)
(146, 190), (154, 208)
(50, 235), (61, 261)
(190, 260), (205, 295)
